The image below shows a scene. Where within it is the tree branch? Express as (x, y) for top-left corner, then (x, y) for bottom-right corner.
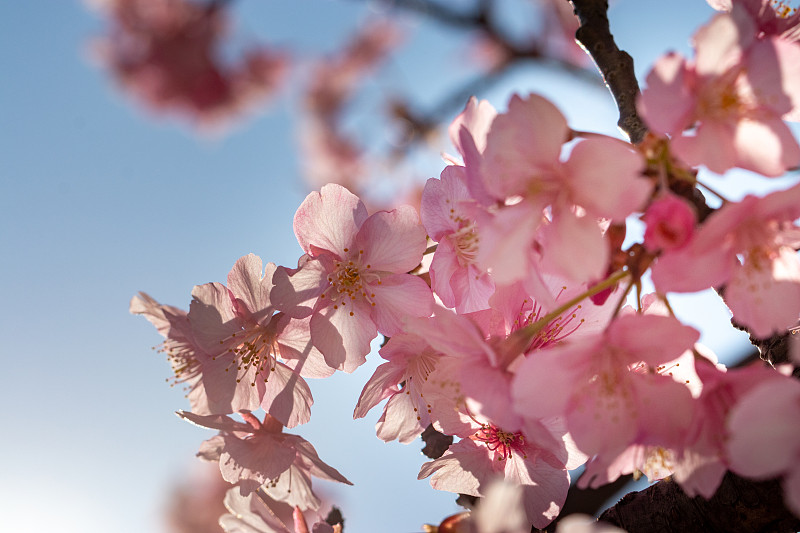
(598, 473), (800, 533)
(567, 0), (647, 144)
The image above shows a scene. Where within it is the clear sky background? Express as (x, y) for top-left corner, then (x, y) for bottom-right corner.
(0, 1), (783, 532)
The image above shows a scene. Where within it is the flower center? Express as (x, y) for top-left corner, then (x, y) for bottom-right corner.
(514, 291), (585, 351)
(215, 326), (279, 386)
(472, 425), (527, 461)
(450, 221), (480, 267)
(321, 255), (380, 311)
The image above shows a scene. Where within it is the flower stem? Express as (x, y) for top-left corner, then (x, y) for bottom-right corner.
(514, 269), (630, 342)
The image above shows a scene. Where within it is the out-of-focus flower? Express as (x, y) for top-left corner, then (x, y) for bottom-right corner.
(639, 11), (800, 176)
(91, 0), (287, 128)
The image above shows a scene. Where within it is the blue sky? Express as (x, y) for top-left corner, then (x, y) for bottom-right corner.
(0, 1), (762, 532)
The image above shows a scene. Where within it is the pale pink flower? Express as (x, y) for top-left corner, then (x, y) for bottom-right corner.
(511, 314), (699, 481)
(353, 332), (440, 444)
(219, 488), (339, 533)
(189, 254), (328, 428)
(92, 0), (287, 127)
(271, 184), (433, 372)
(181, 411), (351, 503)
(707, 0), (800, 42)
(727, 375), (800, 514)
(641, 193), (697, 252)
(651, 182), (800, 338)
(406, 311), (583, 470)
(421, 165), (494, 313)
(219, 488), (293, 533)
(418, 429), (570, 529)
(474, 93), (649, 284)
(130, 291), (211, 414)
(671, 361), (787, 498)
(447, 96), (498, 207)
(639, 11), (800, 176)
(537, 0), (591, 69)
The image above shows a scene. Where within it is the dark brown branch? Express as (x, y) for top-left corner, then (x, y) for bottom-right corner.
(598, 473), (800, 533)
(568, 0), (647, 144)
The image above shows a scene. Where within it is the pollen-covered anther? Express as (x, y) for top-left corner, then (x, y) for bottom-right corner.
(219, 327), (280, 386)
(473, 424), (526, 461)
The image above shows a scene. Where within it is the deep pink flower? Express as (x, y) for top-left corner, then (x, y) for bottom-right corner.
(271, 184), (433, 372)
(651, 182), (800, 338)
(641, 193), (697, 252)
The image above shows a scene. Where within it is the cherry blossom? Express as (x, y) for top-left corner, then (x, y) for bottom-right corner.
(639, 11), (800, 176)
(189, 254), (326, 428)
(671, 361), (787, 498)
(727, 375), (800, 514)
(421, 165), (494, 313)
(651, 182), (800, 338)
(418, 429), (570, 529)
(353, 331), (440, 444)
(706, 0), (800, 41)
(511, 313), (699, 485)
(271, 184), (433, 372)
(180, 411), (351, 503)
(92, 0), (287, 127)
(473, 93), (650, 284)
(641, 192), (697, 252)
(130, 291), (211, 414)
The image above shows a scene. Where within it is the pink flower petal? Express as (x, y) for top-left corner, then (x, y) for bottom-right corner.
(728, 379), (800, 478)
(293, 184), (368, 258)
(693, 13), (749, 77)
(227, 254), (275, 320)
(355, 206), (427, 273)
(725, 247), (800, 338)
(368, 273), (434, 336)
(353, 361), (403, 419)
(276, 315), (334, 379)
(638, 52), (694, 135)
(260, 362), (313, 428)
(481, 93), (568, 200)
(539, 210), (608, 283)
(310, 299), (376, 373)
(271, 258), (328, 318)
(565, 138), (650, 220)
(733, 117), (800, 177)
(607, 314), (700, 367)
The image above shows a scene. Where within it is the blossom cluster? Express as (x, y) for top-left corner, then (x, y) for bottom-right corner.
(133, 0), (800, 530)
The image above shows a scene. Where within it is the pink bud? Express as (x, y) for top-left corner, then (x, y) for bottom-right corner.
(642, 194), (696, 252)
